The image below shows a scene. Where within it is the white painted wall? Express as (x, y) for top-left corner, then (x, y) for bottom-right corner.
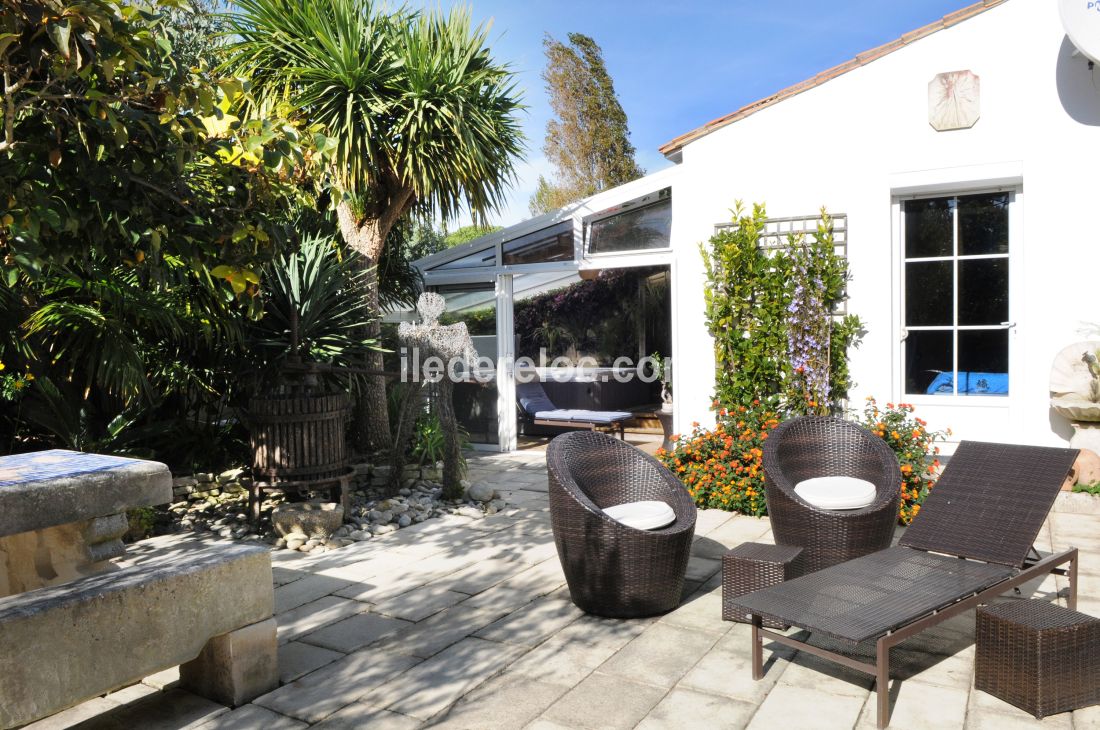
(670, 0), (1100, 448)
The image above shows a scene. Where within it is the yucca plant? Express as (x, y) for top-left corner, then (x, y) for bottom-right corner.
(247, 233), (379, 391)
(224, 0), (524, 452)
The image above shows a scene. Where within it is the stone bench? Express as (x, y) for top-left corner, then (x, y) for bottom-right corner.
(0, 536), (277, 729)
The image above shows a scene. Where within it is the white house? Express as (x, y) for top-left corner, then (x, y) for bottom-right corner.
(415, 0), (1100, 453)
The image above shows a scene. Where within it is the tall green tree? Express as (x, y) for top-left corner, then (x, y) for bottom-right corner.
(530, 33), (643, 215)
(225, 0), (524, 452)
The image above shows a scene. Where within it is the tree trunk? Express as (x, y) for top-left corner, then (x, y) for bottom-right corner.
(337, 201), (395, 455)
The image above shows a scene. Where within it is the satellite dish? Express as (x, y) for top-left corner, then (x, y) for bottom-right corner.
(1060, 0), (1100, 64)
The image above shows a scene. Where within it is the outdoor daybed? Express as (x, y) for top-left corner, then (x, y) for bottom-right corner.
(731, 441), (1080, 729)
(516, 380), (632, 439)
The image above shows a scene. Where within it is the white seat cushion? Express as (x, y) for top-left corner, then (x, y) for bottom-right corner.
(794, 476), (877, 510)
(603, 500), (676, 530)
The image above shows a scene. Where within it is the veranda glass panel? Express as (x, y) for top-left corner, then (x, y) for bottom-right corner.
(502, 222), (574, 265)
(436, 285), (499, 445)
(587, 193), (672, 254)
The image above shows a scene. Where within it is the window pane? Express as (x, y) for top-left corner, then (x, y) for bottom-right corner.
(503, 226), (573, 265)
(434, 248), (496, 271)
(588, 197), (672, 254)
(958, 193), (1009, 255)
(906, 260), (953, 326)
(906, 330), (953, 395)
(904, 197), (953, 258)
(957, 329), (1009, 395)
(958, 258), (1008, 325)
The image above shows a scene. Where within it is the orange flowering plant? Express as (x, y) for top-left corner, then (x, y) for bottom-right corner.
(858, 397), (950, 525)
(657, 400), (780, 515)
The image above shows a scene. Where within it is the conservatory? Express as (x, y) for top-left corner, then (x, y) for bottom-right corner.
(413, 167), (679, 452)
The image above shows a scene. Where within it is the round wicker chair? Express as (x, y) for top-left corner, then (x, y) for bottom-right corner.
(546, 431), (697, 618)
(763, 416), (901, 575)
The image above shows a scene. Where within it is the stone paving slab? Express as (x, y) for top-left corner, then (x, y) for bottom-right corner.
(37, 449), (1100, 730)
(276, 642), (344, 684)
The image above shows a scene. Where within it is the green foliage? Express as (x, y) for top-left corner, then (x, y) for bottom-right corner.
(531, 33), (643, 215)
(657, 402), (780, 515)
(126, 507), (157, 542)
(226, 0), (524, 226)
(701, 202), (862, 415)
(410, 411), (468, 473)
(856, 398), (950, 525)
(0, 0), (308, 282)
(1073, 482), (1100, 496)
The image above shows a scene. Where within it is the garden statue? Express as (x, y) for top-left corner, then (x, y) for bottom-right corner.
(1050, 341), (1100, 453)
(391, 293), (478, 499)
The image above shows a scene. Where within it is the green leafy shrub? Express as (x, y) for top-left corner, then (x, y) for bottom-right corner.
(857, 398), (950, 525)
(701, 202), (862, 415)
(658, 401), (780, 515)
(1073, 482), (1100, 496)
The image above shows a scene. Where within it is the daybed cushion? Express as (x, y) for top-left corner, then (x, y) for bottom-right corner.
(794, 476), (877, 510)
(516, 382), (558, 416)
(602, 500), (676, 530)
(534, 409), (632, 424)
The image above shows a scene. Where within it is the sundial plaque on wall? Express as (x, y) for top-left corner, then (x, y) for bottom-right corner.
(928, 70), (980, 131)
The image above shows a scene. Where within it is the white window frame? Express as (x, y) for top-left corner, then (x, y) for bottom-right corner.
(892, 187), (1021, 408)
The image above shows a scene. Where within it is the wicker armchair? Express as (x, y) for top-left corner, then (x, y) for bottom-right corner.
(763, 416), (901, 574)
(546, 431), (697, 618)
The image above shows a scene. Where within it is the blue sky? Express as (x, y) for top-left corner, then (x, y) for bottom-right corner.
(429, 0), (977, 228)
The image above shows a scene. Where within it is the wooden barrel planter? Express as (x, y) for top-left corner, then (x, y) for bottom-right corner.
(246, 392), (353, 523)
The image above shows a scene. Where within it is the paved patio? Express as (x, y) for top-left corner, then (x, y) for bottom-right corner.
(32, 451), (1100, 730)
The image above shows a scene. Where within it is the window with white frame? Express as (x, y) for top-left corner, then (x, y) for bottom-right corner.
(585, 188), (672, 255)
(902, 192), (1011, 397)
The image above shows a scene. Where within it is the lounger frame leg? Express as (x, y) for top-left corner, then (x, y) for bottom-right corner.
(748, 547), (1078, 730)
(751, 615), (763, 680)
(876, 637), (890, 729)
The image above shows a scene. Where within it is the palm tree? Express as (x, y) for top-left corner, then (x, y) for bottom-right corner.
(224, 0), (524, 452)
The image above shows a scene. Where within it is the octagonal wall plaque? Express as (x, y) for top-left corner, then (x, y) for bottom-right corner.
(928, 70), (980, 131)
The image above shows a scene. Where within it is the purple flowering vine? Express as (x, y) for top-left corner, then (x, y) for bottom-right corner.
(786, 243), (831, 415)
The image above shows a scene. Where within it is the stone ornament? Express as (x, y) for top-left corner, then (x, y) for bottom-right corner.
(1050, 341), (1100, 454)
(928, 70), (980, 131)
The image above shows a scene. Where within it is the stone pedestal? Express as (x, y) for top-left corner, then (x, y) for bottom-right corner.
(180, 617), (279, 707)
(1069, 422), (1100, 455)
(656, 408), (675, 452)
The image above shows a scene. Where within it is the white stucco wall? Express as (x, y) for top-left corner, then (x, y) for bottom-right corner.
(670, 0), (1100, 448)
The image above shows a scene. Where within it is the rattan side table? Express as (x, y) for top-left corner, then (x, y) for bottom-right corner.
(976, 600), (1100, 719)
(721, 542), (803, 628)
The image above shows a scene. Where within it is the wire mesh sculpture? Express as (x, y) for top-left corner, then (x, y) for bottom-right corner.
(390, 293), (479, 498)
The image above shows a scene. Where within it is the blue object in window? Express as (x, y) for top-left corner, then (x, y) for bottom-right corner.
(925, 371), (1008, 395)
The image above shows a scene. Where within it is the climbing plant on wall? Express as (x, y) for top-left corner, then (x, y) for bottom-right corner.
(701, 202), (862, 415)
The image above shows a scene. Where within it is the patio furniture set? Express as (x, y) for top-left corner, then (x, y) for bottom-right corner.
(546, 416), (1099, 728)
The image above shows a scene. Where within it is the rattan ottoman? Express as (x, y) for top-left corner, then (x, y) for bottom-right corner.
(976, 600), (1100, 719)
(722, 542), (803, 628)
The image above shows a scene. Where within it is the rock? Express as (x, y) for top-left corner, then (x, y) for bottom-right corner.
(370, 524), (396, 535)
(349, 530), (372, 541)
(389, 502), (409, 515)
(285, 538), (305, 551)
(397, 514), (411, 528)
(490, 499), (507, 512)
(1072, 449), (1100, 489)
(270, 502), (344, 538)
(466, 483), (495, 503)
(398, 488), (412, 497)
(218, 468), (244, 482)
(455, 505), (483, 519)
(372, 465), (392, 480)
(172, 476), (197, 489)
(195, 473), (215, 484)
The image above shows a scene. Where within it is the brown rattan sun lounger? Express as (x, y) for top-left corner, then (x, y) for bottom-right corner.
(731, 441), (1080, 729)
